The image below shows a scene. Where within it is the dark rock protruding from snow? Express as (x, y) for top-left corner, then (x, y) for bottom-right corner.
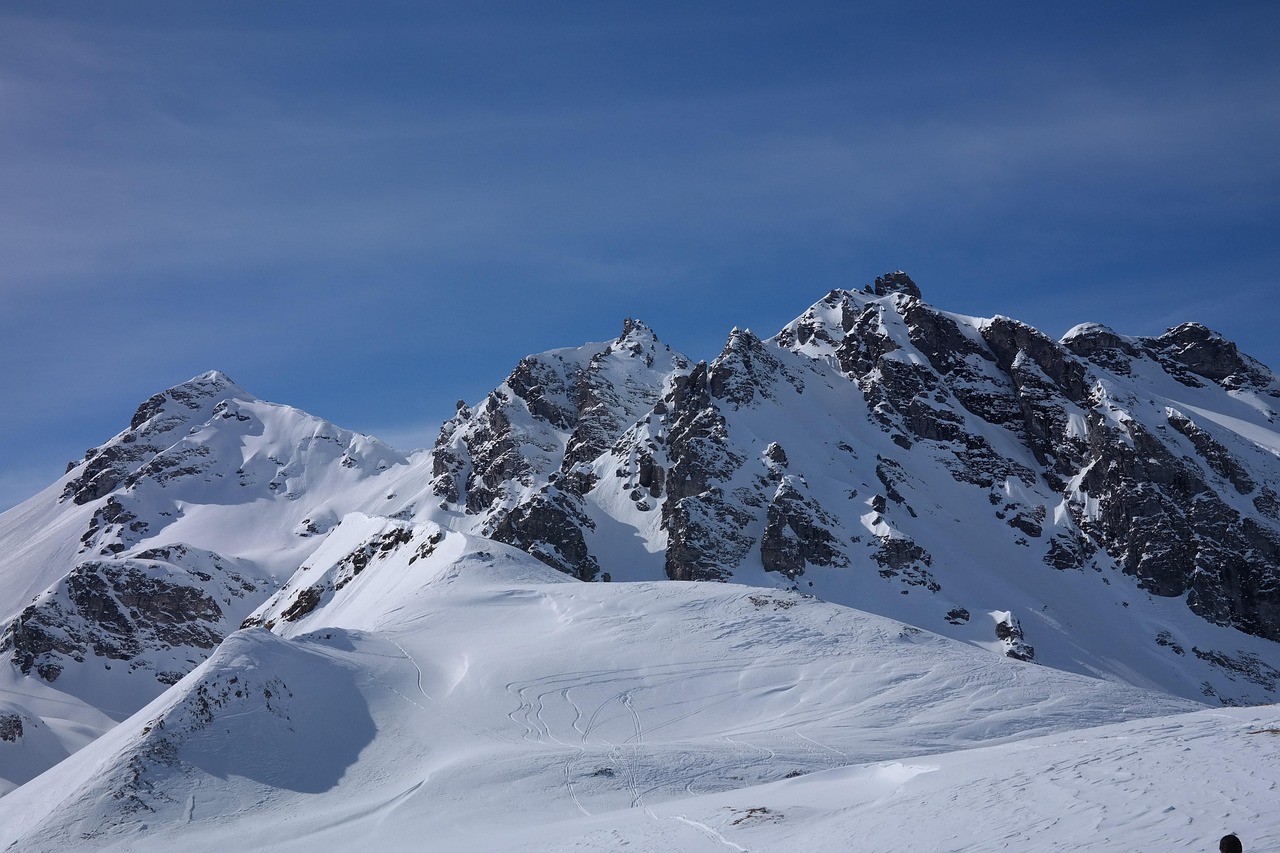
(428, 318), (690, 579)
(1, 546), (265, 686)
(1144, 322), (1280, 394)
(61, 371), (245, 505)
(870, 270), (922, 299)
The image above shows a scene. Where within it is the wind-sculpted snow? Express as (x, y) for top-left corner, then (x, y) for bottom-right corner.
(0, 628), (377, 850)
(0, 541), (1202, 851)
(476, 705), (1280, 853)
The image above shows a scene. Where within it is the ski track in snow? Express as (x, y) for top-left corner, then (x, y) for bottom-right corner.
(792, 729), (845, 761)
(503, 662), (793, 812)
(350, 646), (432, 713)
(670, 815), (748, 851)
(622, 691), (645, 809)
(501, 662), (808, 815)
(389, 638), (434, 703)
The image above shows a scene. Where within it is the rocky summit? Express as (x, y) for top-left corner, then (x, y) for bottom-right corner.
(2, 272), (1280, 796)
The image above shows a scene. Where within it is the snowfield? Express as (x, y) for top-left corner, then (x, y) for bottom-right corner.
(5, 533), (1269, 852)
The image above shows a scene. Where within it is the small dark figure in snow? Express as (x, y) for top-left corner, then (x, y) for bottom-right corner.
(1219, 833), (1242, 853)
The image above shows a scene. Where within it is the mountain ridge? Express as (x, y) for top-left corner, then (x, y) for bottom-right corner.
(2, 271), (1280, 800)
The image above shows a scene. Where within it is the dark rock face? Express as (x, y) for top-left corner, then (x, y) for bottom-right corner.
(996, 616), (1036, 661)
(431, 319), (689, 579)
(1037, 364), (1279, 638)
(993, 327), (1280, 641)
(63, 442), (159, 506)
(767, 274), (1280, 644)
(0, 546), (262, 685)
(870, 271), (922, 299)
(253, 526), (419, 628)
(1145, 323), (1278, 392)
(1060, 323), (1138, 375)
(2, 562), (223, 682)
(431, 272), (1280, 653)
(0, 714), (23, 742)
(333, 527), (415, 590)
(870, 536), (939, 591)
(80, 497), (148, 556)
(490, 490), (600, 580)
(1166, 411), (1256, 494)
(1192, 646), (1280, 696)
(658, 363), (750, 582)
(760, 482), (847, 579)
(279, 586), (323, 623)
(981, 317), (1090, 405)
(61, 372), (241, 506)
(708, 329), (801, 407)
(442, 397), (526, 515)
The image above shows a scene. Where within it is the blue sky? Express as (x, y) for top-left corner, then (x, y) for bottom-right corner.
(2, 1), (1278, 510)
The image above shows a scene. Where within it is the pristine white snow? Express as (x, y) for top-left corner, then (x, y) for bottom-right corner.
(0, 533), (1229, 852)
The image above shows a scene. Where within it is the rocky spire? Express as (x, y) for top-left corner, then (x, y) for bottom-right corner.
(870, 270), (922, 299)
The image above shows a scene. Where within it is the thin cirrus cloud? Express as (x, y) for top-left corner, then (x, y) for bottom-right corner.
(2, 10), (1274, 291)
(1, 3), (1278, 513)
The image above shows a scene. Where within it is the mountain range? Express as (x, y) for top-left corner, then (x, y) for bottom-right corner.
(1, 271), (1278, 850)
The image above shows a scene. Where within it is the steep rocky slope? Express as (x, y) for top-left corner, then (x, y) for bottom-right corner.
(419, 318), (690, 578)
(409, 273), (1280, 704)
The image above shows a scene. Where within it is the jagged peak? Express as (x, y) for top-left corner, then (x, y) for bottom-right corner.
(708, 327), (788, 406)
(59, 370), (349, 506)
(869, 270), (921, 299)
(128, 372), (251, 431)
(775, 274), (920, 353)
(1144, 322), (1274, 388)
(772, 289), (865, 353)
(165, 370), (248, 403)
(1161, 321), (1217, 340)
(723, 327), (764, 352)
(799, 288), (864, 315)
(618, 317), (660, 344)
(1152, 323), (1243, 362)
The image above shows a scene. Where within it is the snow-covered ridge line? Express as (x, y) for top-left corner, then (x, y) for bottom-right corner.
(2, 270), (1279, 803)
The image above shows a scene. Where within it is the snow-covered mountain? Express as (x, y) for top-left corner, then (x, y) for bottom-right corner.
(402, 273), (1280, 706)
(0, 533), (1210, 851)
(0, 371), (411, 792)
(2, 272), (1279, 850)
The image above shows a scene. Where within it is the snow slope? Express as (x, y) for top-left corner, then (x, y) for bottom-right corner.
(0, 533), (1205, 851)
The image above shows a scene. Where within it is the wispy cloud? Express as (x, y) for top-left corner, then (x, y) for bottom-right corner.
(1, 3), (1277, 507)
